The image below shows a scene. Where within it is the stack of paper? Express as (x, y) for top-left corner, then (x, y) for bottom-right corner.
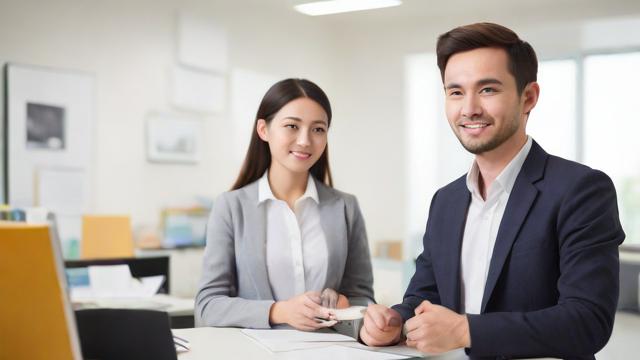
(242, 329), (354, 352)
(70, 264), (164, 300)
(277, 345), (409, 359)
(241, 329), (420, 359)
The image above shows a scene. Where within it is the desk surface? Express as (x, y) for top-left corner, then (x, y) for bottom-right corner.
(172, 312), (640, 359)
(73, 294), (194, 317)
(172, 327), (465, 359)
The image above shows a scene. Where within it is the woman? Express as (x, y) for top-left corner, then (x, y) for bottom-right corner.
(195, 78), (374, 331)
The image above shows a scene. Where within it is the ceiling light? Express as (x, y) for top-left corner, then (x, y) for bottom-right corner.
(294, 0), (402, 16)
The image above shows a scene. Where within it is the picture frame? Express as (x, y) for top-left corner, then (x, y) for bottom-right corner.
(146, 113), (203, 164)
(3, 63), (94, 208)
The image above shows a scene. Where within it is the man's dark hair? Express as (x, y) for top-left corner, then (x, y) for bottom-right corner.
(436, 22), (538, 94)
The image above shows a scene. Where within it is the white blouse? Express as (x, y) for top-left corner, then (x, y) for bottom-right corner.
(258, 172), (328, 301)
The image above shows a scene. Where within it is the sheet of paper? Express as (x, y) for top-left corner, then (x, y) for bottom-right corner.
(70, 265), (165, 299)
(277, 345), (409, 360)
(178, 12), (227, 72)
(172, 65), (225, 113)
(139, 276), (165, 297)
(340, 341), (426, 358)
(89, 264), (132, 297)
(37, 167), (86, 215)
(332, 306), (366, 320)
(241, 329), (355, 352)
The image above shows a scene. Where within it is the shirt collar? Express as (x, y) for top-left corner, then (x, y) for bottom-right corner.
(258, 171), (319, 204)
(466, 136), (533, 197)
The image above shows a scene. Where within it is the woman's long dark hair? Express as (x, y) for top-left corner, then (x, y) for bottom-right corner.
(231, 78), (333, 190)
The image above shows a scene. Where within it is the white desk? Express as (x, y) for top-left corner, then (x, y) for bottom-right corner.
(172, 327), (466, 359)
(172, 312), (640, 359)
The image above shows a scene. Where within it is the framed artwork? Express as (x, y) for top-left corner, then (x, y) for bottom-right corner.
(146, 113), (203, 164)
(3, 63), (94, 208)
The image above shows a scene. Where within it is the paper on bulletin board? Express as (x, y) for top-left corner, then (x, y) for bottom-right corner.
(172, 65), (225, 113)
(36, 167), (86, 215)
(177, 12), (228, 72)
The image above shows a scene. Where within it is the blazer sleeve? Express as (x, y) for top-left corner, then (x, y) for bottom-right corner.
(194, 193), (275, 329)
(466, 170), (625, 358)
(392, 190), (442, 321)
(338, 195), (375, 306)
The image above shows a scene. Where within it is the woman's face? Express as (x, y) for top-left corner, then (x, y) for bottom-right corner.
(257, 97), (329, 176)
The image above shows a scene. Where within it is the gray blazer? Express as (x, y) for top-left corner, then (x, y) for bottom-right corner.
(194, 178), (374, 329)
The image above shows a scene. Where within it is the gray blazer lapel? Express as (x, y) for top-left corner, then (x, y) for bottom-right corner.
(315, 180), (348, 290)
(240, 182), (274, 300)
(440, 187), (469, 313)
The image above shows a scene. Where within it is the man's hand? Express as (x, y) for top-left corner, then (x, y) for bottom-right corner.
(404, 300), (470, 354)
(360, 304), (403, 346)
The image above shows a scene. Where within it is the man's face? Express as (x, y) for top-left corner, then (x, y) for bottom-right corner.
(443, 47), (529, 155)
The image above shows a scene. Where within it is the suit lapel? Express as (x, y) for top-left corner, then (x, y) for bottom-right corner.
(480, 141), (547, 312)
(241, 182), (274, 300)
(441, 185), (470, 313)
(315, 180), (346, 288)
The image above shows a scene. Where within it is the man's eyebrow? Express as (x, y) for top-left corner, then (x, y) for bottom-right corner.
(445, 83), (461, 90)
(445, 78), (503, 90)
(477, 78), (503, 86)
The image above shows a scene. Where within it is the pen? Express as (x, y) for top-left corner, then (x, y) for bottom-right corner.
(174, 341), (189, 350)
(173, 335), (190, 344)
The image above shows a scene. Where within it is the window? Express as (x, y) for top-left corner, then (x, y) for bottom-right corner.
(583, 52), (640, 245)
(528, 59), (577, 161)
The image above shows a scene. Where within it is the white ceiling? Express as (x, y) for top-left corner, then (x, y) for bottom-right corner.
(265, 0), (640, 27)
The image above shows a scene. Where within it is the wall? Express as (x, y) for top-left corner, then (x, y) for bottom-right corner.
(0, 0), (338, 234)
(2, 0), (640, 253)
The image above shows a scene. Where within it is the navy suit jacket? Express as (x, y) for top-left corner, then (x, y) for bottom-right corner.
(393, 141), (625, 359)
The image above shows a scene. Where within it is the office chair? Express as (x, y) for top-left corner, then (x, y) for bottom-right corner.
(0, 222), (82, 360)
(75, 309), (177, 360)
(81, 215), (134, 259)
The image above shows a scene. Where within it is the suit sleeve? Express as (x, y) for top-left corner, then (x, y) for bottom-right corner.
(392, 190), (442, 322)
(467, 170), (625, 358)
(194, 193), (275, 329)
(338, 195), (375, 306)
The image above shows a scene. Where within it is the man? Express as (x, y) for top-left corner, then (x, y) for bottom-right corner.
(361, 23), (625, 359)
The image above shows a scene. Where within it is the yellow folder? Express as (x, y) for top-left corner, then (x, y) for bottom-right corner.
(81, 215), (134, 259)
(0, 222), (82, 360)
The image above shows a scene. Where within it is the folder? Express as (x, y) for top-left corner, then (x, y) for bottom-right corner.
(0, 222), (82, 360)
(81, 215), (134, 259)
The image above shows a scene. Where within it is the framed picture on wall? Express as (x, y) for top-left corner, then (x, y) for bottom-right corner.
(146, 113), (203, 164)
(3, 63), (94, 208)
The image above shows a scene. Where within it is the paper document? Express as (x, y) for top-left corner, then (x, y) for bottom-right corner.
(340, 341), (426, 358)
(332, 306), (366, 321)
(277, 345), (408, 359)
(242, 329), (355, 352)
(70, 264), (164, 299)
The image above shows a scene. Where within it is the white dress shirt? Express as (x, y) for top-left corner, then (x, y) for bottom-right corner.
(258, 172), (328, 301)
(460, 136), (533, 314)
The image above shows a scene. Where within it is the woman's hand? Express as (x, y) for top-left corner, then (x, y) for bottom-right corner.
(320, 288), (350, 309)
(269, 291), (335, 331)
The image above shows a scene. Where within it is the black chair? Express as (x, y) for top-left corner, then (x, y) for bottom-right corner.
(75, 309), (177, 360)
(65, 256), (170, 293)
